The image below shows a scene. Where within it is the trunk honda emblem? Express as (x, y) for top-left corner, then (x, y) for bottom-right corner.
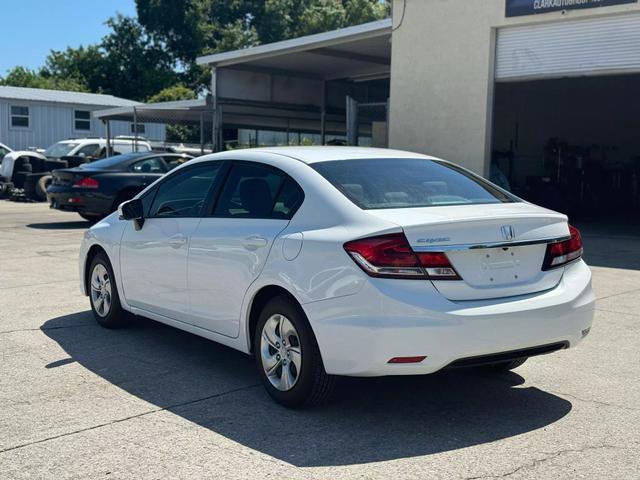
(501, 225), (515, 241)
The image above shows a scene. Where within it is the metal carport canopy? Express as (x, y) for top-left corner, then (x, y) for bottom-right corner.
(196, 18), (392, 82)
(196, 19), (392, 146)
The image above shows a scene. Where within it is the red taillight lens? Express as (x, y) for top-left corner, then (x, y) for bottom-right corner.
(344, 233), (461, 280)
(542, 225), (583, 270)
(344, 233), (423, 279)
(73, 177), (99, 188)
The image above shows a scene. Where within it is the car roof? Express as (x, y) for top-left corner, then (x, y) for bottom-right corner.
(223, 146), (437, 164)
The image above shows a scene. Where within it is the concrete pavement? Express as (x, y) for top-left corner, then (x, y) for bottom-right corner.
(0, 201), (638, 479)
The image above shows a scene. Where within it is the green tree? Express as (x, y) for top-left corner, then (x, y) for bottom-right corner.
(136, 0), (390, 63)
(147, 85), (200, 143)
(0, 66), (88, 92)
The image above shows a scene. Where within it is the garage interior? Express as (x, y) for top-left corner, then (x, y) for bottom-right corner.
(491, 13), (640, 220)
(492, 74), (640, 219)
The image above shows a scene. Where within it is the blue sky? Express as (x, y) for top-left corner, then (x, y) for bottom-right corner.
(0, 0), (137, 75)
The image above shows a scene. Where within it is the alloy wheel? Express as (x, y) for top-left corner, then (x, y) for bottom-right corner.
(260, 314), (302, 391)
(90, 263), (112, 317)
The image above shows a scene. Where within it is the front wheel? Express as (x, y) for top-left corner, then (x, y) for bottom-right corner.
(88, 252), (130, 328)
(254, 296), (335, 408)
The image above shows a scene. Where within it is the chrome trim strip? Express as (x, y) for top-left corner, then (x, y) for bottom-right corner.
(413, 235), (571, 252)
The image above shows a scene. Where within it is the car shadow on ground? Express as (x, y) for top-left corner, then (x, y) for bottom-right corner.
(27, 221), (91, 230)
(42, 311), (572, 467)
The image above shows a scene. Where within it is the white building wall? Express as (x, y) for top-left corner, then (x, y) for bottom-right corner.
(389, 0), (640, 176)
(0, 99), (165, 151)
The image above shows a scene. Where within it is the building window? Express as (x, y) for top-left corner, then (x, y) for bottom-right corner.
(74, 110), (91, 131)
(10, 106), (29, 128)
(131, 123), (146, 134)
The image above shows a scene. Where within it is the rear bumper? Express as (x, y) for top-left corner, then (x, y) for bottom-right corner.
(304, 260), (595, 376)
(47, 186), (113, 216)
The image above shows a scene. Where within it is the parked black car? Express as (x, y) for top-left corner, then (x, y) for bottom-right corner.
(47, 152), (193, 221)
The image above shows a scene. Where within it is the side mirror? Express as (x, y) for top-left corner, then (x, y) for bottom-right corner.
(118, 198), (145, 230)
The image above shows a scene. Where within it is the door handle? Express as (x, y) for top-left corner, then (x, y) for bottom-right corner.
(168, 234), (187, 248)
(242, 235), (268, 250)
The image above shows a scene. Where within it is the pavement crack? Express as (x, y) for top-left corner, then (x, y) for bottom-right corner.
(0, 383), (260, 455)
(596, 287), (640, 301)
(463, 444), (622, 479)
(547, 389), (640, 412)
(0, 324), (93, 335)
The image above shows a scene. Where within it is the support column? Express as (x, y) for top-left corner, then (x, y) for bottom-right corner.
(199, 111), (204, 155)
(346, 96), (359, 146)
(320, 81), (327, 145)
(211, 67), (220, 152)
(132, 106), (138, 152)
(104, 120), (112, 157)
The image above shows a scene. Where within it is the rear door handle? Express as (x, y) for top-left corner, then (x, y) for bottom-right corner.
(242, 235), (268, 250)
(168, 234), (187, 248)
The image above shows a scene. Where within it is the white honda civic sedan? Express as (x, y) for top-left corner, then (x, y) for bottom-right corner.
(79, 147), (595, 407)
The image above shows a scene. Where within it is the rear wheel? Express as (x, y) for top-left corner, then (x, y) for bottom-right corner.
(486, 357), (528, 372)
(254, 296), (335, 408)
(88, 252), (130, 328)
(35, 174), (52, 201)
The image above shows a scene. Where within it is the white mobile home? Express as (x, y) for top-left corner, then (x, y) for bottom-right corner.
(0, 86), (165, 151)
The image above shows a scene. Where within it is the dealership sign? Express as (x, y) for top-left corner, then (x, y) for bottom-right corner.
(506, 0), (638, 17)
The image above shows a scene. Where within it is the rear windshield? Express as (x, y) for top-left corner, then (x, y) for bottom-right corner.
(312, 158), (517, 209)
(78, 153), (147, 170)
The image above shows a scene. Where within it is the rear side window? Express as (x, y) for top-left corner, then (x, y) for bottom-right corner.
(213, 162), (303, 219)
(312, 159), (517, 209)
(148, 163), (221, 218)
(130, 157), (165, 173)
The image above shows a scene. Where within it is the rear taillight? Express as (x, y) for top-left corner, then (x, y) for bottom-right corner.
(542, 225), (583, 270)
(343, 232), (460, 280)
(73, 177), (99, 188)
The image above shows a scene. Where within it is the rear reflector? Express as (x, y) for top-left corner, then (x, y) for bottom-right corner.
(542, 225), (583, 270)
(343, 232), (461, 280)
(73, 177), (99, 188)
(388, 356), (427, 364)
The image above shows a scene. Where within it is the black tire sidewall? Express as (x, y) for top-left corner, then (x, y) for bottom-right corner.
(254, 296), (324, 408)
(88, 252), (128, 328)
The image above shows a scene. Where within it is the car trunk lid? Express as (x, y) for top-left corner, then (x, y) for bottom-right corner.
(51, 168), (101, 187)
(366, 202), (569, 301)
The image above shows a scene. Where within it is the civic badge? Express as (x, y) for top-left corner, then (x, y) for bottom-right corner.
(501, 225), (515, 241)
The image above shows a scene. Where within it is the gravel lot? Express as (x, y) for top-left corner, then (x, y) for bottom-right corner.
(1, 201), (639, 479)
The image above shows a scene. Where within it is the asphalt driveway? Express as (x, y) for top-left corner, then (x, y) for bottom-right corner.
(1, 201), (638, 479)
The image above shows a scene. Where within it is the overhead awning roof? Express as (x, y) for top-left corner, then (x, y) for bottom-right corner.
(93, 98), (212, 124)
(196, 19), (392, 81)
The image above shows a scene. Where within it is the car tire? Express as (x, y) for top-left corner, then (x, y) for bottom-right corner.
(486, 357), (528, 372)
(12, 171), (29, 188)
(254, 296), (335, 408)
(88, 251), (130, 328)
(79, 212), (103, 223)
(35, 174), (52, 201)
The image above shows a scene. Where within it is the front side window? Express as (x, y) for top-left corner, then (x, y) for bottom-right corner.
(75, 144), (101, 157)
(10, 106), (29, 128)
(213, 162), (303, 219)
(130, 157), (165, 173)
(74, 110), (91, 131)
(312, 158), (517, 210)
(148, 163), (221, 218)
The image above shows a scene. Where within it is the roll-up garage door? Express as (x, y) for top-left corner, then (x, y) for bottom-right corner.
(496, 13), (640, 81)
